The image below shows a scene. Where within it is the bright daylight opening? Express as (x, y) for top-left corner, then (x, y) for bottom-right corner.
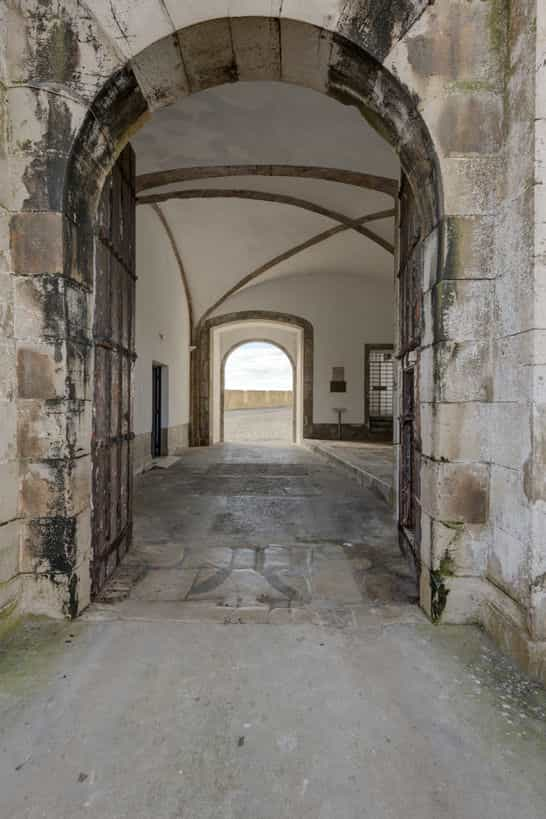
(223, 342), (294, 443)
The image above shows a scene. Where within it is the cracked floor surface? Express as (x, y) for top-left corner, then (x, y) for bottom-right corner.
(1, 443), (546, 818)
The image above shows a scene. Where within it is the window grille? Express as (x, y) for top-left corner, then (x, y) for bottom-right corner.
(367, 348), (394, 422)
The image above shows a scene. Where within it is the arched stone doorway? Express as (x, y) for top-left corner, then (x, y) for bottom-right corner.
(12, 10), (496, 647)
(193, 310), (314, 448)
(17, 17), (444, 619)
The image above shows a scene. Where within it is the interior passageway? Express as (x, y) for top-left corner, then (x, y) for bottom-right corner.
(2, 446), (546, 819)
(94, 442), (415, 619)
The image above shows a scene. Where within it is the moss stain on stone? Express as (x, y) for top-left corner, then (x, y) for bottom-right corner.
(0, 616), (84, 698)
(0, 597), (19, 642)
(448, 79), (497, 94)
(488, 0), (510, 64)
(430, 568), (450, 622)
(432, 280), (457, 344)
(439, 551), (456, 577)
(440, 520), (465, 531)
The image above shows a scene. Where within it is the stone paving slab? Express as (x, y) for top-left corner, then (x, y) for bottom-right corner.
(91, 443), (413, 620)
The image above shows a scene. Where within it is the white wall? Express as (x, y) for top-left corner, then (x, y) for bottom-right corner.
(213, 273), (394, 425)
(134, 206), (191, 454)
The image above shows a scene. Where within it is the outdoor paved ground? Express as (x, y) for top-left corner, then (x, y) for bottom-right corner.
(1, 443), (546, 819)
(224, 406), (293, 443)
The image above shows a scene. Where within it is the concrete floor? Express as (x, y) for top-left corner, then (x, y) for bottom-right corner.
(1, 443), (546, 818)
(224, 406), (293, 443)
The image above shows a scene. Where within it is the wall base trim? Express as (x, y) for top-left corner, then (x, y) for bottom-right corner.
(481, 584), (546, 687)
(308, 423), (391, 443)
(133, 424), (189, 475)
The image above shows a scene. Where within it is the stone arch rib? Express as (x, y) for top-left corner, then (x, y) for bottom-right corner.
(138, 190), (394, 255)
(197, 208), (393, 326)
(136, 165), (398, 197)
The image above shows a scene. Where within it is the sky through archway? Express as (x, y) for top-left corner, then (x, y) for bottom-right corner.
(225, 342), (292, 390)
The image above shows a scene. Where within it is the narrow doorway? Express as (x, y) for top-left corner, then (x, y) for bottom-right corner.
(152, 364), (163, 458)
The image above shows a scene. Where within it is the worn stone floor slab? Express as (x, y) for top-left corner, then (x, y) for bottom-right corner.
(92, 442), (415, 618)
(1, 443), (546, 818)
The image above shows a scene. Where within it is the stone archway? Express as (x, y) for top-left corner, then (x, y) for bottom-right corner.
(193, 310), (314, 448)
(11, 16), (445, 620)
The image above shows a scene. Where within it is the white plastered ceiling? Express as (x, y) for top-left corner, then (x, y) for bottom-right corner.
(131, 81), (400, 327)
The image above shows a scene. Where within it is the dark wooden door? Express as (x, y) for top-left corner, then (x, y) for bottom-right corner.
(91, 144), (136, 598)
(398, 175), (422, 557)
(152, 365), (162, 458)
(400, 368), (416, 529)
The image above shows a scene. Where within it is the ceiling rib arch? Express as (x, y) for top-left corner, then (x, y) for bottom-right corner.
(136, 165), (398, 197)
(139, 189), (394, 254)
(197, 209), (392, 326)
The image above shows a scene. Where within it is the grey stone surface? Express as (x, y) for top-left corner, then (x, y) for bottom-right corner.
(90, 442), (415, 621)
(224, 407), (293, 443)
(1, 441), (546, 818)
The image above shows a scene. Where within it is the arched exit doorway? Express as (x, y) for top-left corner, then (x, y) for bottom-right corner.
(222, 341), (295, 444)
(208, 315), (308, 446)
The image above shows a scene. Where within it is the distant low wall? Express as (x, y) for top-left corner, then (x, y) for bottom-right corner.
(224, 390), (293, 410)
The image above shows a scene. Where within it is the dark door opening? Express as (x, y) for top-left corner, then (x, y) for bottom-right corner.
(152, 364), (163, 458)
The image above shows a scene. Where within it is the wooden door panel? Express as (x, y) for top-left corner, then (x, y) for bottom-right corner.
(398, 175), (422, 555)
(91, 144), (136, 598)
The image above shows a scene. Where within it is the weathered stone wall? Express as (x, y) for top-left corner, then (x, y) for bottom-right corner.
(0, 88), (19, 627)
(385, 0), (506, 624)
(479, 0), (546, 679)
(1, 1), (124, 619)
(2, 0), (545, 680)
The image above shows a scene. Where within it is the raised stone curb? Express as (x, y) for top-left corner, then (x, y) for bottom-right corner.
(303, 440), (393, 507)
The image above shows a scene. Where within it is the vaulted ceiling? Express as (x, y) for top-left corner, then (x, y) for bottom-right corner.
(131, 81), (400, 326)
